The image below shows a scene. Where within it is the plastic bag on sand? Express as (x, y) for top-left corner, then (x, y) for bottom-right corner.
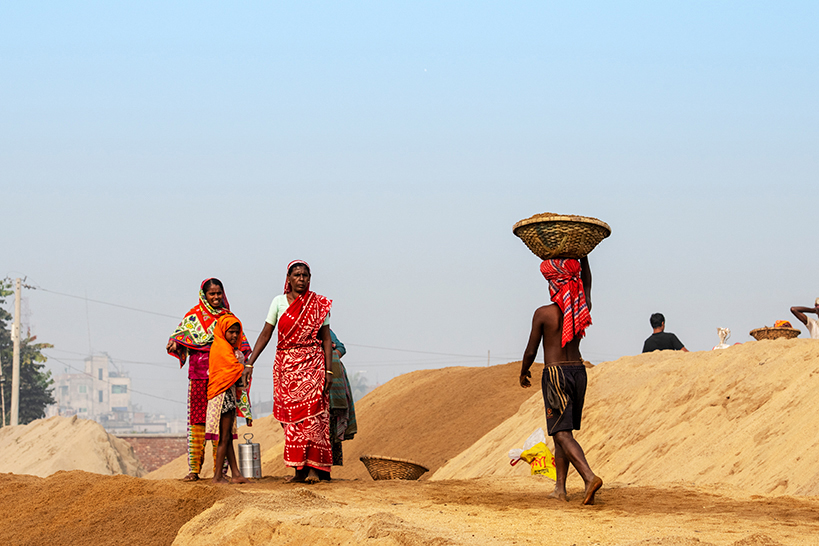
(713, 327), (731, 350)
(508, 428), (557, 480)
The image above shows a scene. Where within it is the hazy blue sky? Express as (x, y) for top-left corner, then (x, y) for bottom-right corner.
(3, 2), (817, 418)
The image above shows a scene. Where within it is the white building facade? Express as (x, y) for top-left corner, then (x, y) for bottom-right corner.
(50, 354), (133, 427)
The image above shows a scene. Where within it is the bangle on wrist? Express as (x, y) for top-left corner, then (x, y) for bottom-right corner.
(325, 370), (333, 375)
(244, 365), (253, 368)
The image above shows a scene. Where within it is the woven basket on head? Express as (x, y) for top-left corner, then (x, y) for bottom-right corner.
(513, 213), (611, 260)
(359, 455), (429, 481)
(749, 327), (800, 341)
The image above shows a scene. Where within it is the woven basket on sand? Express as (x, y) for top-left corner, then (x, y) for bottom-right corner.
(513, 213), (611, 260)
(749, 327), (800, 341)
(359, 455), (429, 481)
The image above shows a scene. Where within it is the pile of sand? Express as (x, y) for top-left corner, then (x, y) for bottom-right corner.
(152, 341), (819, 496)
(6, 341), (819, 545)
(0, 415), (145, 477)
(434, 339), (819, 496)
(20, 339), (819, 498)
(283, 361), (535, 480)
(171, 486), (462, 546)
(147, 362), (534, 481)
(3, 471), (812, 546)
(0, 471), (229, 546)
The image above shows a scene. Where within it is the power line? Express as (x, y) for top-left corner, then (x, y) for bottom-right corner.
(25, 283), (269, 334)
(344, 343), (495, 358)
(45, 354), (178, 370)
(25, 280), (613, 362)
(48, 348), (96, 356)
(28, 285), (503, 357)
(31, 286), (181, 320)
(345, 356), (487, 365)
(46, 348), (181, 368)
(348, 359), (486, 368)
(47, 355), (184, 405)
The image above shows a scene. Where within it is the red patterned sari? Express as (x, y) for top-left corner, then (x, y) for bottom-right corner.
(273, 290), (333, 470)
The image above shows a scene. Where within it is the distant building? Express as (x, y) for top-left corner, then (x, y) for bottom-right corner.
(47, 354), (170, 434)
(50, 354), (131, 420)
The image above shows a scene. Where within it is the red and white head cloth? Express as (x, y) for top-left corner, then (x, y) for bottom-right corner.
(540, 259), (592, 347)
(284, 260), (311, 294)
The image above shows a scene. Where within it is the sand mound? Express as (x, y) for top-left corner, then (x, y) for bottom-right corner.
(173, 490), (455, 546)
(0, 415), (145, 477)
(434, 339), (819, 496)
(2, 451), (816, 545)
(8, 344), (819, 545)
(0, 471), (230, 546)
(262, 361), (535, 480)
(149, 362), (533, 481)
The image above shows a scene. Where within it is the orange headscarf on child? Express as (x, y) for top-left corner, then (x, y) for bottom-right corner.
(207, 314), (245, 400)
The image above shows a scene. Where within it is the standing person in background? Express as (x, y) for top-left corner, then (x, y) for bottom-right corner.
(244, 261), (333, 484)
(167, 278), (250, 482)
(790, 298), (819, 339)
(327, 329), (357, 471)
(520, 257), (603, 505)
(642, 313), (689, 353)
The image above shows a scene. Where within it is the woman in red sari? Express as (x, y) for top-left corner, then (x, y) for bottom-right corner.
(245, 260), (333, 483)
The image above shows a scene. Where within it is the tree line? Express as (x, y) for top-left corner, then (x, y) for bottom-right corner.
(0, 280), (54, 425)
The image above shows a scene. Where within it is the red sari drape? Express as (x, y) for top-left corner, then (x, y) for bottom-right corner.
(273, 290), (333, 470)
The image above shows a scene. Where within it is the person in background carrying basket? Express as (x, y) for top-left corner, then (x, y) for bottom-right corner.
(519, 256), (603, 505)
(790, 298), (819, 339)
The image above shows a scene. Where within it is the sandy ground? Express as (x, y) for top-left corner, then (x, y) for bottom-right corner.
(5, 340), (819, 545)
(0, 415), (144, 477)
(2, 471), (817, 546)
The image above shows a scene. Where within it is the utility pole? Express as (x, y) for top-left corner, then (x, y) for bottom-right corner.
(10, 277), (21, 426)
(0, 351), (6, 427)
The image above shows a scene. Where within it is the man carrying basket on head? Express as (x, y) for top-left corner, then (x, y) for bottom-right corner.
(519, 256), (603, 505)
(790, 298), (819, 339)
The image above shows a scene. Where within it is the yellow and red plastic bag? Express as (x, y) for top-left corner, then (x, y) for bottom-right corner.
(508, 428), (557, 480)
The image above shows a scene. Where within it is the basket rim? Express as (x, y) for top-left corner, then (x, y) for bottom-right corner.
(359, 455), (429, 471)
(749, 327), (800, 334)
(512, 213), (612, 237)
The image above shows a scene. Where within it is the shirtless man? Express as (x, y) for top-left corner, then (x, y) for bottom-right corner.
(790, 298), (819, 339)
(520, 256), (603, 505)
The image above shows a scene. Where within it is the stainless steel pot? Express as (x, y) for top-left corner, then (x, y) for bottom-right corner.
(238, 432), (262, 479)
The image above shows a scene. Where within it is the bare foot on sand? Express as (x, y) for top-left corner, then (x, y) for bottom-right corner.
(182, 473), (199, 482)
(285, 468), (307, 483)
(304, 468), (321, 484)
(211, 475), (229, 485)
(583, 476), (603, 505)
(230, 475), (249, 484)
(548, 488), (568, 502)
